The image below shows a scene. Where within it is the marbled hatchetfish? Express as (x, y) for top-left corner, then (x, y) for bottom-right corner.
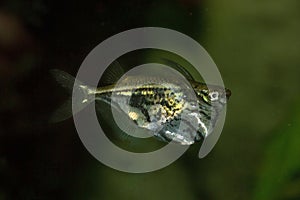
(51, 60), (231, 145)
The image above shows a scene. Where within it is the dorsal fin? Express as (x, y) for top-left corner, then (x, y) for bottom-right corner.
(99, 60), (125, 86)
(160, 58), (195, 81)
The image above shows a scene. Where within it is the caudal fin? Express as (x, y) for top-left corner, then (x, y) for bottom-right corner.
(50, 69), (94, 123)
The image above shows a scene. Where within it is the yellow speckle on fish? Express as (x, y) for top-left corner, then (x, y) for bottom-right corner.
(141, 90), (154, 95)
(174, 102), (184, 110)
(202, 95), (208, 103)
(128, 111), (139, 120)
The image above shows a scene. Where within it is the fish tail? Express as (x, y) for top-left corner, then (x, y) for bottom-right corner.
(50, 69), (95, 123)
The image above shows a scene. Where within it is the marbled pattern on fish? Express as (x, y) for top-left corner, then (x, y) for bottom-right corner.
(90, 76), (230, 145)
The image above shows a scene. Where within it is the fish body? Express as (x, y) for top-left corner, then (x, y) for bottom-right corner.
(51, 63), (231, 145)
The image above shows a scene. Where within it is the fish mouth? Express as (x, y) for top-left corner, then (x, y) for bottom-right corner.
(225, 88), (232, 99)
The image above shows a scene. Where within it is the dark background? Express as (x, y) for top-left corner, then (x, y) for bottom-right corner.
(1, 0), (300, 199)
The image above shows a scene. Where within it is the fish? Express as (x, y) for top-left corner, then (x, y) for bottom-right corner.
(51, 60), (231, 145)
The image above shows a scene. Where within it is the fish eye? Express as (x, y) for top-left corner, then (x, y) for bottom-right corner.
(209, 91), (219, 101)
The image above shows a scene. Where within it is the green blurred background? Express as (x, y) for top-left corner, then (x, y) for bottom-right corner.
(1, 0), (300, 199)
